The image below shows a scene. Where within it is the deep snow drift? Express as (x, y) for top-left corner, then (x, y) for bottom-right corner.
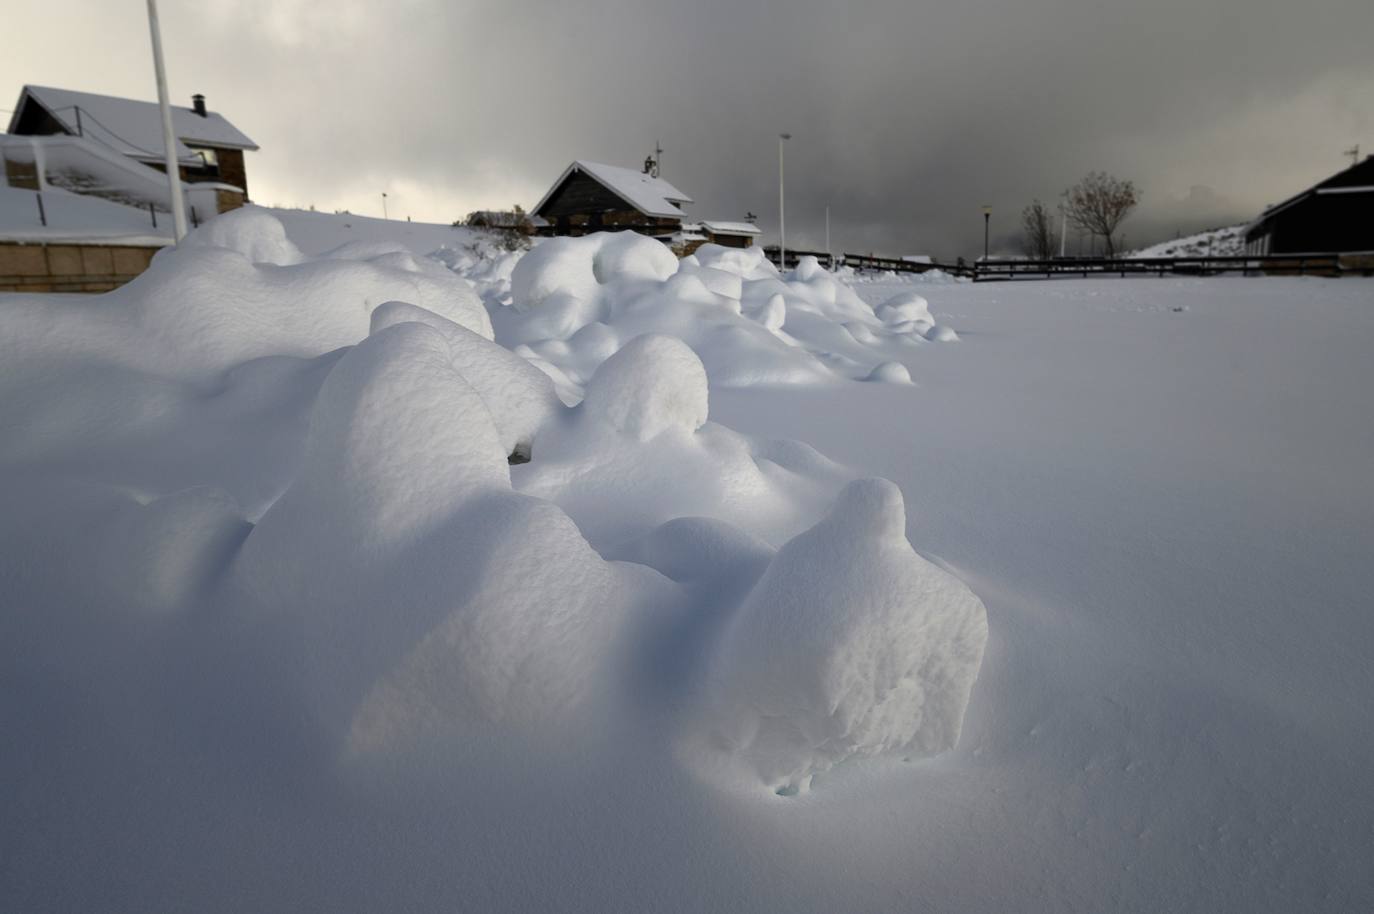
(0, 207), (985, 822)
(3, 208), (1371, 912)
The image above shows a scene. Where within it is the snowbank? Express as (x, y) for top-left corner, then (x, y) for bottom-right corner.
(486, 239), (954, 397)
(0, 209), (999, 909)
(0, 210), (985, 779)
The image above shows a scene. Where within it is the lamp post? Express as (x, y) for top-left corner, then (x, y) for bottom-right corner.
(1059, 202), (1068, 259)
(145, 0), (187, 242)
(778, 133), (791, 271)
(981, 205), (992, 262)
(381, 192), (389, 220)
(825, 205), (831, 267)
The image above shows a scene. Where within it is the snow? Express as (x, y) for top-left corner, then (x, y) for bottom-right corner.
(1128, 223), (1246, 258)
(700, 478), (989, 793)
(267, 205), (485, 256)
(0, 183), (172, 244)
(532, 160), (693, 220)
(701, 220), (762, 235)
(581, 334), (709, 441)
(14, 84), (258, 162)
(496, 242), (944, 397)
(3, 206), (1373, 912)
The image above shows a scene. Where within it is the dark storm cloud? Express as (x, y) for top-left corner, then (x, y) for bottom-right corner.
(5, 0), (1372, 256)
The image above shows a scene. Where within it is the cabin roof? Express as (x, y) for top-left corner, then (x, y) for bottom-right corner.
(533, 160), (693, 219)
(1249, 155), (1374, 233)
(701, 220), (760, 236)
(8, 85), (259, 162)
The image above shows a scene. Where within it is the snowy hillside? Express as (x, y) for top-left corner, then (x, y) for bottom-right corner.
(266, 206), (485, 256)
(1128, 222), (1247, 258)
(2, 208), (1372, 912)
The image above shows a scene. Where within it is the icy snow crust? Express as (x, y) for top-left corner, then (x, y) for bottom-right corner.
(0, 210), (986, 812)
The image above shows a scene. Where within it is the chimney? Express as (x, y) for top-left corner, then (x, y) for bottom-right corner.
(192, 94), (207, 117)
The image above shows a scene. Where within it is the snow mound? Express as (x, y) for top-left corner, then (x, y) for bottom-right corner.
(517, 353), (852, 551)
(876, 291), (933, 326)
(583, 334), (709, 441)
(474, 235), (960, 395)
(865, 361), (913, 384)
(925, 324), (960, 342)
(181, 205), (303, 265)
(233, 316), (657, 739)
(0, 208), (492, 385)
(369, 300), (560, 457)
(702, 479), (989, 793)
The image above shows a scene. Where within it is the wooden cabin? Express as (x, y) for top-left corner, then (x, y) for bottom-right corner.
(530, 160), (761, 258)
(532, 160), (693, 238)
(7, 85), (258, 202)
(699, 220), (760, 249)
(1245, 156), (1374, 255)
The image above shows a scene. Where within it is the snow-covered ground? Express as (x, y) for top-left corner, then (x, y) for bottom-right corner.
(267, 206), (484, 256)
(2, 209), (1371, 912)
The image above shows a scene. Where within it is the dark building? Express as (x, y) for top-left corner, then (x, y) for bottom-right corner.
(532, 160), (693, 238)
(1245, 156), (1374, 255)
(529, 159), (759, 255)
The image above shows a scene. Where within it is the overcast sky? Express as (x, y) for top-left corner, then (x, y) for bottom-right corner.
(4, 0), (1372, 258)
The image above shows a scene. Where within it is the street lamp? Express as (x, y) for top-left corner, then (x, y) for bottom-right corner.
(145, 0), (187, 242)
(1058, 201), (1068, 259)
(981, 205), (992, 261)
(779, 133), (791, 271)
(381, 192), (389, 220)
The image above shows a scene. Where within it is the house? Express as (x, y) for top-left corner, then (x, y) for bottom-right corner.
(698, 220), (760, 249)
(6, 85), (258, 205)
(532, 160), (693, 238)
(529, 159), (760, 256)
(1244, 156), (1374, 256)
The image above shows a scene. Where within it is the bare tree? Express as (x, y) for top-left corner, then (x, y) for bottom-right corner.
(1021, 199), (1058, 260)
(1064, 172), (1139, 257)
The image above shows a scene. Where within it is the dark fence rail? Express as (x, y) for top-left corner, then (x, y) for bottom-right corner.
(972, 254), (1369, 282)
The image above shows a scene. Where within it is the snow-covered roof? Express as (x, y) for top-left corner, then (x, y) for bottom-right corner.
(701, 220), (760, 236)
(532, 160), (693, 220)
(9, 86), (259, 163)
(1249, 155), (1374, 230)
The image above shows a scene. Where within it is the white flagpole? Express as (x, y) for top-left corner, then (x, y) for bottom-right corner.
(147, 0), (188, 242)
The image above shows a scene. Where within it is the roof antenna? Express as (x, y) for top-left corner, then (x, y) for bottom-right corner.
(1343, 144), (1360, 167)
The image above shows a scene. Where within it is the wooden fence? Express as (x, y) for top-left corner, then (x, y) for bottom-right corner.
(762, 248), (1372, 282)
(761, 246), (974, 277)
(969, 254), (1369, 281)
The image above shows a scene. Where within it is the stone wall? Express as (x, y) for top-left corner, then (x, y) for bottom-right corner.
(0, 241), (163, 293)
